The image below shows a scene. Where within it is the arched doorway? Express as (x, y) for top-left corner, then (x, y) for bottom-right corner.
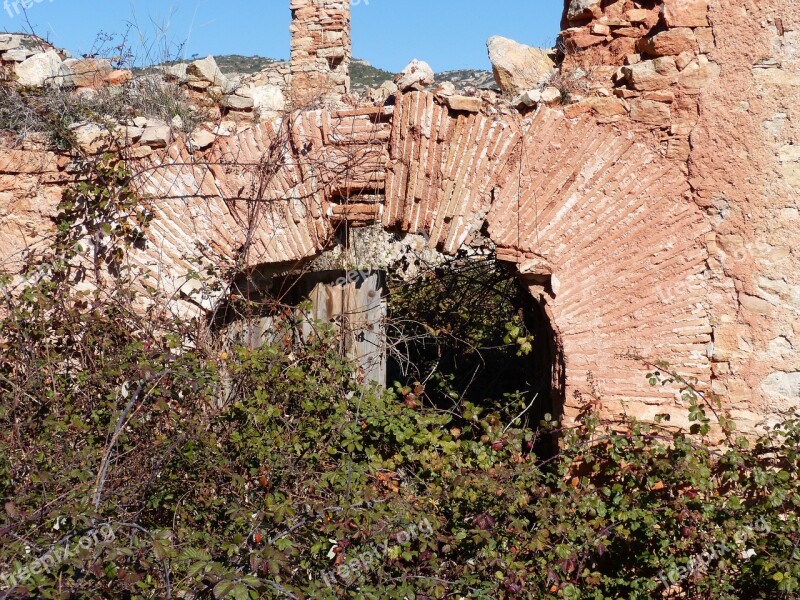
(215, 224), (566, 448)
(138, 92), (710, 428)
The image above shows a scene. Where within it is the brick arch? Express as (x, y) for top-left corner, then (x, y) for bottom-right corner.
(132, 93), (710, 424)
(486, 108), (711, 421)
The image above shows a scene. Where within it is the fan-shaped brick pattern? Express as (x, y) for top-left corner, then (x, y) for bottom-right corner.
(487, 108), (711, 420)
(120, 91), (711, 423)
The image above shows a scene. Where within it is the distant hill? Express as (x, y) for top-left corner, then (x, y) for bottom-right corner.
(213, 54), (282, 74)
(208, 55), (394, 91)
(349, 59), (394, 91)
(348, 60), (498, 92)
(435, 69), (497, 90)
(179, 55), (497, 93)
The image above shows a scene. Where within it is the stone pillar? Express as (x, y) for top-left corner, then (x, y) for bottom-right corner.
(289, 0), (351, 107)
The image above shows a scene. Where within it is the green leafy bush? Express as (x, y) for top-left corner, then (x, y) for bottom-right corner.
(1, 156), (799, 599)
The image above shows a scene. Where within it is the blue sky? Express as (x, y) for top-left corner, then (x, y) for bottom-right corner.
(1, 1), (563, 72)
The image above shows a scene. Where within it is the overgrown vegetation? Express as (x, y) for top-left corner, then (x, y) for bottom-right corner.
(385, 254), (544, 426)
(0, 144), (799, 600)
(0, 77), (201, 148)
(0, 29), (204, 148)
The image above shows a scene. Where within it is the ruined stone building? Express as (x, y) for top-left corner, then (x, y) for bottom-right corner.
(0, 0), (798, 431)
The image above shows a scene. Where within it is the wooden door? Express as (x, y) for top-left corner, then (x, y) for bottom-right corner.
(302, 271), (387, 386)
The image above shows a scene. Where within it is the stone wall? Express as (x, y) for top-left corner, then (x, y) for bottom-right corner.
(0, 140), (65, 274)
(559, 0), (800, 428)
(1, 0), (799, 431)
(696, 2), (800, 426)
(289, 0), (351, 106)
(560, 0), (717, 155)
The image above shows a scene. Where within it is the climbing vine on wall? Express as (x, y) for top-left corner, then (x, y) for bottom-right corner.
(2, 190), (800, 599)
(54, 153), (151, 279)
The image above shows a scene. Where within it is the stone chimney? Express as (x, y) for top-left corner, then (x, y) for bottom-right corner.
(289, 0), (351, 106)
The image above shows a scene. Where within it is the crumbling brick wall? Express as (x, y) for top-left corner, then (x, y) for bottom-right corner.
(2, 0), (799, 432)
(558, 0), (800, 428)
(289, 0), (351, 106)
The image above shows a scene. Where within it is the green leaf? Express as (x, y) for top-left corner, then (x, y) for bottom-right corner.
(214, 580), (235, 599)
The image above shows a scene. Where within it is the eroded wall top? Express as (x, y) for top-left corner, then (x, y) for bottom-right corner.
(289, 0), (351, 106)
(1, 0), (799, 430)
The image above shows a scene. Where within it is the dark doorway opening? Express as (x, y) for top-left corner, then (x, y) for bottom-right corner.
(384, 252), (561, 454)
(217, 237), (564, 454)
